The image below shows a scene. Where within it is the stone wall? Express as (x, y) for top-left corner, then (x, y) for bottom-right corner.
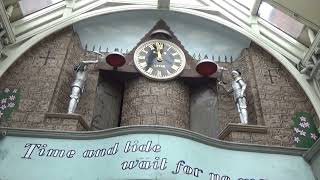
(247, 43), (317, 146)
(50, 31), (99, 127)
(0, 28), (74, 130)
(121, 76), (190, 128)
(218, 43), (318, 147)
(0, 28), (96, 131)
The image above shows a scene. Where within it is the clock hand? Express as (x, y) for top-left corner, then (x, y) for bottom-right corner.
(157, 50), (162, 62)
(155, 43), (163, 62)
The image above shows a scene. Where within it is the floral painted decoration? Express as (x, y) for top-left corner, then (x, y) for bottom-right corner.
(0, 88), (20, 121)
(292, 112), (319, 148)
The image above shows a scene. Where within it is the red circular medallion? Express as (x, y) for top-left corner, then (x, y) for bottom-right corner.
(105, 52), (126, 67)
(196, 59), (218, 76)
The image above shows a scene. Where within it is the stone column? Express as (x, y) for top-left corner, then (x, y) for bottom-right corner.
(121, 76), (190, 129)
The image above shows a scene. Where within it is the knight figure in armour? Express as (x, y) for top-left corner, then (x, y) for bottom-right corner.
(67, 60), (98, 114)
(218, 70), (248, 124)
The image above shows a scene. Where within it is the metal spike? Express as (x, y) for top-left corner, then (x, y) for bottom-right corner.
(84, 44), (88, 51)
(192, 53), (196, 59)
(120, 49), (123, 53)
(212, 55), (214, 61)
(92, 45), (95, 52)
(204, 54), (208, 59)
(106, 47), (109, 53)
(99, 46), (101, 52)
(230, 56), (233, 63)
(224, 55), (227, 62)
(218, 56), (221, 62)
(198, 53), (201, 60)
(114, 48), (119, 52)
(126, 49), (129, 55)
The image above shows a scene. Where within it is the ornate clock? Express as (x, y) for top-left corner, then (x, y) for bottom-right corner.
(133, 39), (186, 81)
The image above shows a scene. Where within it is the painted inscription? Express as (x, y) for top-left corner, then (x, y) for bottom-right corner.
(21, 140), (266, 180)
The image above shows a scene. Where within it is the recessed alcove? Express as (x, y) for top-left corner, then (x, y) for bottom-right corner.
(91, 72), (124, 130)
(91, 70), (222, 136)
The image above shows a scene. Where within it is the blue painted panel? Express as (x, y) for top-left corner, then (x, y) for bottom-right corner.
(73, 10), (251, 61)
(0, 133), (315, 180)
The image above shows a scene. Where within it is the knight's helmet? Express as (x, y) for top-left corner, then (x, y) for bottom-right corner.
(231, 69), (241, 76)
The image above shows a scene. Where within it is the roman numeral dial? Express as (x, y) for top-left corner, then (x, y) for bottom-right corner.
(134, 39), (186, 81)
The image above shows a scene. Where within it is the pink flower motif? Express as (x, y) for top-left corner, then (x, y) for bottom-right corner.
(9, 95), (15, 101)
(294, 127), (300, 133)
(311, 133), (318, 141)
(1, 98), (7, 104)
(294, 137), (300, 143)
(303, 122), (310, 128)
(299, 130), (306, 136)
(0, 104), (6, 110)
(7, 102), (15, 108)
(0, 111), (3, 118)
(299, 122), (306, 128)
(300, 116), (307, 122)
(4, 88), (10, 93)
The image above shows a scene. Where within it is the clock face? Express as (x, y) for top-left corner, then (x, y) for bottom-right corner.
(133, 39), (186, 80)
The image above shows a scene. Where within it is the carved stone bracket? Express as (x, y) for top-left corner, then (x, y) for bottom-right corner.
(218, 123), (268, 140)
(45, 113), (90, 131)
